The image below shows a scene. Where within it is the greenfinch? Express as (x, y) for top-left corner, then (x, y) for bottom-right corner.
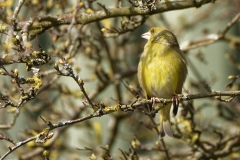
(138, 27), (187, 138)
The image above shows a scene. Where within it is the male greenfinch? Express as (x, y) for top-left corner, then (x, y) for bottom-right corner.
(138, 27), (187, 138)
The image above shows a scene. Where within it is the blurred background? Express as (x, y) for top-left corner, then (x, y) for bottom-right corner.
(0, 0), (240, 159)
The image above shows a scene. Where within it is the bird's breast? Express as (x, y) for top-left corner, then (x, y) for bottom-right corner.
(138, 50), (185, 98)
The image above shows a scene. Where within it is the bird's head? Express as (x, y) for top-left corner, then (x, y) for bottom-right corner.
(142, 27), (179, 46)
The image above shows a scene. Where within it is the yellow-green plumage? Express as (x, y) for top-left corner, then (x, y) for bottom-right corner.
(138, 27), (187, 138)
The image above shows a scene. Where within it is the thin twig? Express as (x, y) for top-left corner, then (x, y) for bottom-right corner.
(12, 0), (25, 20)
(0, 136), (38, 160)
(181, 12), (240, 51)
(221, 12), (240, 36)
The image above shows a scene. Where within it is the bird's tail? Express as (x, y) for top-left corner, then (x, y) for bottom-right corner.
(159, 103), (173, 139)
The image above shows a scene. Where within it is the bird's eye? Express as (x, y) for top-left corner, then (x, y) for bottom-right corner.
(150, 29), (155, 34)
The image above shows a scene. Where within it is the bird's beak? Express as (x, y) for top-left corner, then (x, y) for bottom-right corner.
(141, 31), (151, 40)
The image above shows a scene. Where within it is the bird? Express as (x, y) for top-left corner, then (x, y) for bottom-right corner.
(137, 27), (187, 139)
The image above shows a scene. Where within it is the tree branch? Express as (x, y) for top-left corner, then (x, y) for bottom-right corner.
(16, 0), (215, 32)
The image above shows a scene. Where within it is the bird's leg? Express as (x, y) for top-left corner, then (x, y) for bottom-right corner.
(150, 97), (156, 111)
(147, 97), (157, 118)
(172, 94), (179, 116)
(145, 93), (156, 113)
